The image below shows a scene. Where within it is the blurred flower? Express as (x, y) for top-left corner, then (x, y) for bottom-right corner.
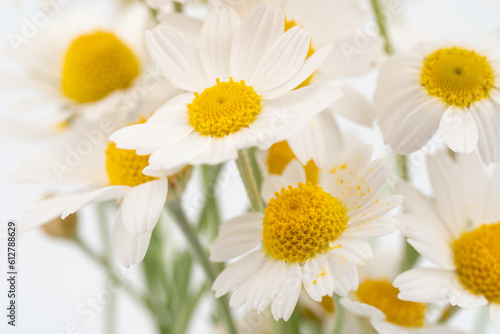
(210, 0), (384, 168)
(210, 144), (402, 320)
(394, 151), (500, 333)
(375, 26), (500, 165)
(111, 5), (342, 174)
(40, 193), (78, 240)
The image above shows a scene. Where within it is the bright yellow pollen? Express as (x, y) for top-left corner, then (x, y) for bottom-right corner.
(421, 47), (494, 107)
(187, 78), (261, 137)
(267, 141), (320, 185)
(284, 18), (315, 89)
(105, 142), (157, 187)
(454, 222), (500, 303)
(357, 279), (426, 328)
(62, 31), (140, 103)
(263, 182), (347, 262)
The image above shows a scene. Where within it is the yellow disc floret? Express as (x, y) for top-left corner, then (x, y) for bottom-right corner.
(267, 141), (320, 185)
(187, 78), (261, 137)
(62, 31), (140, 103)
(284, 18), (315, 89)
(357, 279), (426, 328)
(421, 47), (494, 107)
(106, 142), (157, 187)
(263, 182), (347, 263)
(454, 222), (500, 303)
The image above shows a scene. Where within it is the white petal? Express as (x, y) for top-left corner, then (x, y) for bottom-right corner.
(61, 186), (131, 219)
(340, 298), (385, 320)
(261, 160), (306, 202)
(19, 194), (83, 234)
(469, 99), (500, 165)
(394, 268), (488, 309)
(325, 252), (359, 296)
(490, 303), (500, 334)
(348, 194), (403, 223)
(270, 262), (302, 321)
(328, 84), (374, 127)
(231, 4), (284, 81)
(213, 250), (266, 298)
(370, 319), (410, 334)
(146, 25), (210, 92)
(303, 255), (334, 302)
(200, 8), (240, 82)
(156, 13), (203, 47)
(246, 259), (287, 313)
(210, 213), (264, 262)
(439, 107), (478, 153)
(113, 209), (152, 268)
(342, 218), (397, 240)
(121, 179), (168, 234)
(330, 238), (373, 266)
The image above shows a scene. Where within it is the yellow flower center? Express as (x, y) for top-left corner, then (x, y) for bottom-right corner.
(357, 279), (426, 328)
(62, 31), (140, 103)
(453, 222), (500, 302)
(263, 182), (347, 263)
(105, 142), (157, 187)
(285, 18), (315, 89)
(421, 47), (494, 107)
(267, 141), (320, 185)
(187, 78), (261, 137)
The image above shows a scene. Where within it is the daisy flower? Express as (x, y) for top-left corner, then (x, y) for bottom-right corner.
(375, 26), (500, 164)
(18, 113), (189, 268)
(394, 151), (500, 332)
(341, 250), (466, 334)
(5, 3), (154, 134)
(210, 144), (402, 320)
(207, 0), (383, 167)
(110, 4), (343, 174)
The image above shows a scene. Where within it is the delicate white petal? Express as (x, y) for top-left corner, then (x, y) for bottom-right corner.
(246, 259), (287, 313)
(146, 25), (210, 91)
(210, 213), (264, 262)
(200, 8), (240, 82)
(340, 298), (385, 319)
(469, 99), (500, 165)
(394, 268), (488, 309)
(490, 303), (500, 334)
(270, 262), (302, 321)
(121, 179), (168, 234)
(156, 13), (203, 47)
(61, 186), (131, 218)
(261, 160), (306, 202)
(342, 218), (397, 240)
(113, 209), (152, 268)
(439, 107), (478, 153)
(325, 252), (359, 296)
(231, 4), (284, 81)
(213, 250), (266, 298)
(370, 319), (409, 334)
(330, 238), (373, 266)
(303, 255), (334, 302)
(328, 84), (374, 127)
(349, 195), (403, 223)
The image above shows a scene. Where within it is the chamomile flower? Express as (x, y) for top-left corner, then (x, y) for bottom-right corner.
(394, 152), (500, 333)
(5, 3), (154, 134)
(375, 26), (500, 164)
(210, 144), (402, 320)
(341, 250), (466, 334)
(111, 5), (343, 174)
(18, 112), (189, 268)
(208, 0), (383, 167)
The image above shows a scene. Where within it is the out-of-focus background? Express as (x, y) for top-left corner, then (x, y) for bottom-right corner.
(1, 0), (499, 333)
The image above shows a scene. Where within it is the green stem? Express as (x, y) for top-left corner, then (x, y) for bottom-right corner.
(236, 149), (264, 212)
(395, 154), (409, 181)
(168, 198), (238, 334)
(438, 305), (460, 324)
(199, 164), (224, 241)
(73, 237), (152, 312)
(369, 0), (394, 55)
(332, 295), (345, 334)
(173, 1), (183, 13)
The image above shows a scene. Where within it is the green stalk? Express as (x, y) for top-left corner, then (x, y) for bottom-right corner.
(369, 0), (394, 55)
(236, 149), (265, 212)
(168, 198), (238, 334)
(198, 164), (224, 241)
(438, 305), (460, 324)
(332, 294), (345, 334)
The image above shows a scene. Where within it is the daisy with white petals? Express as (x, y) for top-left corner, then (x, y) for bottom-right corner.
(394, 151), (500, 333)
(111, 5), (343, 174)
(341, 250), (466, 334)
(210, 144), (402, 320)
(375, 26), (500, 164)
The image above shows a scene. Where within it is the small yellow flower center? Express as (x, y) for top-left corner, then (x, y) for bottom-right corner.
(105, 142), (157, 187)
(263, 182), (347, 263)
(62, 31), (140, 103)
(187, 78), (261, 137)
(284, 18), (315, 89)
(453, 222), (500, 303)
(357, 279), (426, 328)
(267, 141), (320, 185)
(421, 47), (494, 107)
